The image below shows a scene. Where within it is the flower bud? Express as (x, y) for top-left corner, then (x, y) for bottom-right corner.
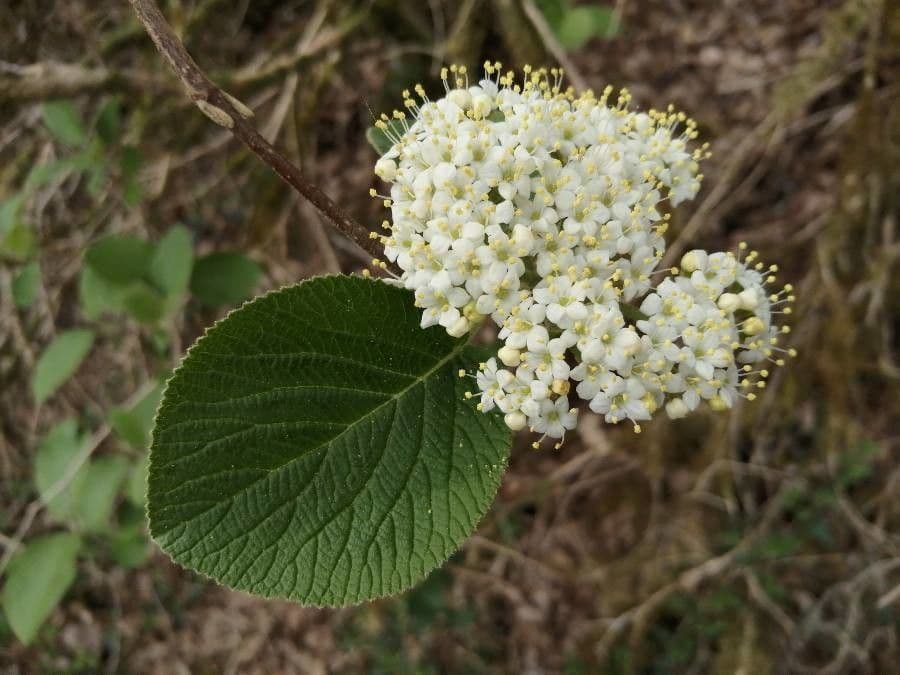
(619, 330), (641, 356)
(504, 411), (527, 431)
(471, 93), (492, 118)
(665, 398), (689, 419)
(498, 346), (521, 367)
(374, 158), (397, 181)
(738, 288), (759, 311)
(446, 316), (470, 337)
(512, 223), (534, 252)
(447, 88), (472, 110)
(743, 317), (765, 336)
(717, 292), (741, 313)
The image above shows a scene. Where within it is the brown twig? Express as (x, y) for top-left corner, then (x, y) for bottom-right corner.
(128, 0), (385, 264)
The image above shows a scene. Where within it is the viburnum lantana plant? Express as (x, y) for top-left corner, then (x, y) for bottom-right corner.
(146, 59), (794, 607)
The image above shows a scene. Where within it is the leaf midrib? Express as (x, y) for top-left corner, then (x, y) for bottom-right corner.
(151, 334), (470, 538)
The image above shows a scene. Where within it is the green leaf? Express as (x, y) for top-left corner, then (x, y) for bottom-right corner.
(189, 251), (261, 307)
(555, 6), (616, 49)
(1, 221), (36, 259)
(365, 119), (406, 156)
(12, 261), (41, 308)
(25, 159), (74, 189)
(120, 145), (143, 206)
(95, 228), (196, 322)
(34, 419), (89, 521)
(69, 146), (103, 173)
(535, 0), (566, 28)
(34, 420), (129, 531)
(149, 275), (510, 606)
(42, 101), (88, 147)
(0, 195), (25, 239)
(76, 456), (130, 532)
(32, 329), (95, 404)
(79, 265), (125, 319)
(125, 455), (150, 507)
(84, 234), (154, 285)
(110, 382), (164, 450)
(1, 533), (81, 645)
(121, 282), (165, 324)
(149, 225), (193, 300)
(95, 98), (122, 146)
(85, 160), (108, 197)
(0, 196), (34, 260)
(620, 302), (648, 323)
(107, 522), (149, 568)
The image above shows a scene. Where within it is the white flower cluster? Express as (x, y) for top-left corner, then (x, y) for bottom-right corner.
(372, 64), (794, 446)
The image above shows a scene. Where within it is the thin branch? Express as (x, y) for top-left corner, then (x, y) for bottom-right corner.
(128, 0), (386, 265)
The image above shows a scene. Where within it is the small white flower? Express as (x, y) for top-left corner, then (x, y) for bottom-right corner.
(530, 397), (578, 438)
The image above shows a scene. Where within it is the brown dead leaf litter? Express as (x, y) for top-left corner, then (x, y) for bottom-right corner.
(1, 0), (898, 673)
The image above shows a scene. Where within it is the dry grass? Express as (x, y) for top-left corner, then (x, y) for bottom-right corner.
(1, 0), (898, 672)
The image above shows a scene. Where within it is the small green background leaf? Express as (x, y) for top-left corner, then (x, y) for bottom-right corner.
(42, 101), (88, 147)
(120, 146), (144, 206)
(95, 98), (122, 146)
(0, 196), (34, 260)
(75, 456), (130, 532)
(35, 420), (88, 522)
(108, 521), (150, 568)
(12, 261), (41, 308)
(366, 119), (406, 156)
(149, 275), (510, 606)
(0, 196), (25, 239)
(32, 329), (95, 404)
(35, 420), (130, 532)
(125, 455), (150, 507)
(535, 1), (619, 50)
(80, 226), (192, 323)
(150, 225), (193, 298)
(189, 251), (261, 307)
(1, 532), (81, 645)
(84, 234), (153, 285)
(79, 265), (124, 319)
(120, 283), (165, 324)
(555, 6), (615, 49)
(110, 382), (164, 450)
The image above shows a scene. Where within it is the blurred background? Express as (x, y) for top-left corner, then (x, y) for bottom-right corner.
(1, 0), (898, 672)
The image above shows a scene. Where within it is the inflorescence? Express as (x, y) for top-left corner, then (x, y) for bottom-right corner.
(371, 63), (795, 446)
